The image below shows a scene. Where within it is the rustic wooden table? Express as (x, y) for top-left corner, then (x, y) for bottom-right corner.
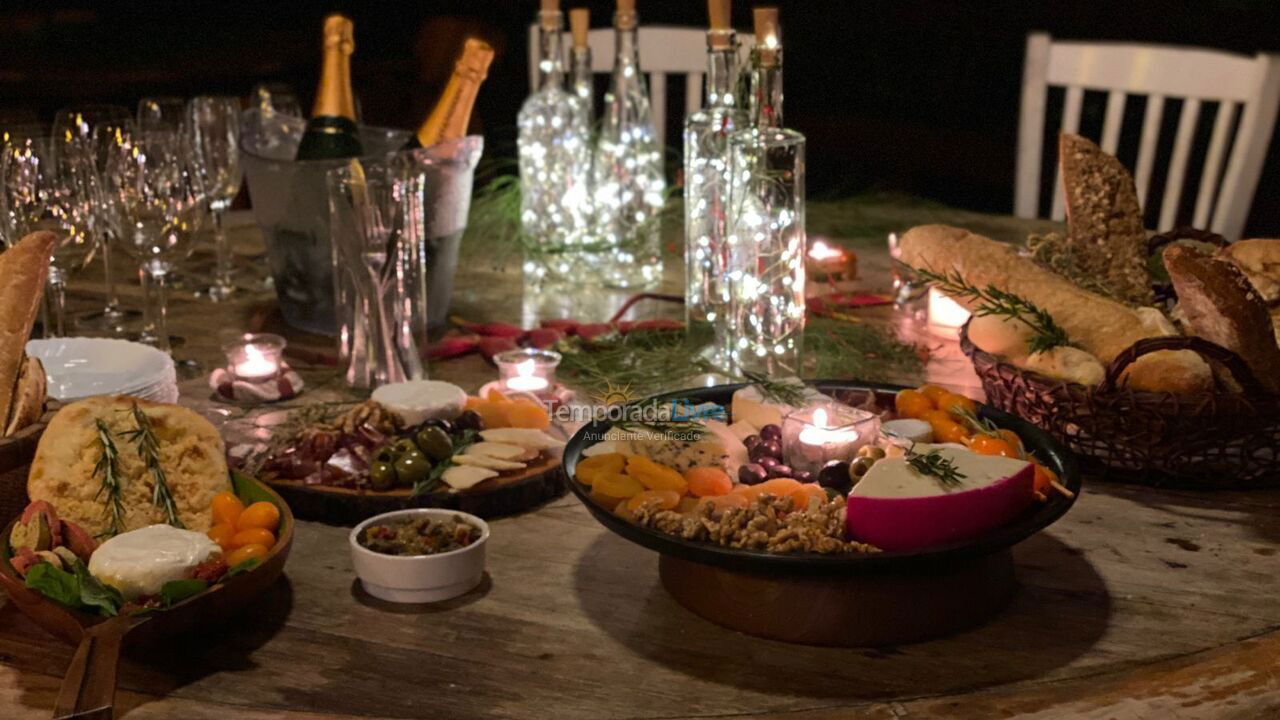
(2, 204), (1279, 719)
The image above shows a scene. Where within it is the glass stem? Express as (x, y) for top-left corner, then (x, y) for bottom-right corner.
(46, 267), (67, 338)
(100, 234), (120, 317)
(151, 269), (171, 353)
(212, 205), (233, 295)
(139, 266), (156, 341)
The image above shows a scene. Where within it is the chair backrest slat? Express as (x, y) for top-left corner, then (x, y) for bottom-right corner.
(1016, 31), (1280, 239)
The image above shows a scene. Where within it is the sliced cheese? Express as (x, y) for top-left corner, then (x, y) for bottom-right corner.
(464, 442), (527, 460)
(730, 384), (830, 429)
(851, 444), (1029, 498)
(441, 465), (498, 490)
(372, 380), (467, 426)
(480, 428), (565, 450)
(453, 454), (527, 471)
(726, 420), (757, 441)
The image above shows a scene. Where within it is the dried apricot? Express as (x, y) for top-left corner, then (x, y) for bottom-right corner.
(626, 456), (688, 494)
(474, 400), (511, 429)
(506, 400), (550, 430)
(484, 387), (512, 403)
(755, 477), (803, 498)
(684, 466), (732, 497)
(786, 483), (827, 512)
(626, 489), (681, 512)
(728, 484), (764, 503)
(576, 453), (627, 485)
(593, 472), (645, 500)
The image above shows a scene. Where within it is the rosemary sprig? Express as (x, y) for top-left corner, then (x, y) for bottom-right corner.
(92, 420), (127, 538)
(915, 267), (1072, 353)
(412, 429), (477, 497)
(120, 403), (184, 528)
(905, 447), (967, 488)
(741, 371), (808, 407)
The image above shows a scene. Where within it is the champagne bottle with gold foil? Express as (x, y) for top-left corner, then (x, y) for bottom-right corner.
(295, 14), (362, 160)
(404, 38), (495, 150)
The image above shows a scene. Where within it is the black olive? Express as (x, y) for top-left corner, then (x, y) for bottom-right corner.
(454, 410), (484, 433)
(757, 455), (779, 470)
(738, 463), (767, 485)
(766, 464), (792, 479)
(759, 424), (782, 442)
(743, 434), (762, 450)
(818, 461), (853, 492)
(792, 470), (813, 483)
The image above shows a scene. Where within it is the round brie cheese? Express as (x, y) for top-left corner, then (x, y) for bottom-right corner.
(372, 380), (467, 426)
(88, 524), (220, 600)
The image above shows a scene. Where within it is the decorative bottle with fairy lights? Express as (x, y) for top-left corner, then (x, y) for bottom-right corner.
(726, 7), (806, 377)
(517, 0), (593, 282)
(590, 0), (666, 289)
(683, 0), (747, 356)
(568, 8), (594, 131)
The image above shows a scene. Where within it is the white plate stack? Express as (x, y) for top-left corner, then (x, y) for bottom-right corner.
(26, 338), (180, 404)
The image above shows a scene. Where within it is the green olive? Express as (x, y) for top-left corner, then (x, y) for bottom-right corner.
(848, 456), (877, 482)
(393, 450), (432, 487)
(857, 446), (887, 460)
(373, 446), (396, 465)
(392, 438), (420, 459)
(369, 461), (397, 491)
(415, 426), (454, 462)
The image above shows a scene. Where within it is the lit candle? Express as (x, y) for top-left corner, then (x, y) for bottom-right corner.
(806, 238), (857, 280)
(495, 348), (561, 396)
(797, 408), (858, 446)
(783, 404), (880, 475)
(505, 359), (549, 393)
(223, 333), (286, 382)
(928, 287), (971, 328)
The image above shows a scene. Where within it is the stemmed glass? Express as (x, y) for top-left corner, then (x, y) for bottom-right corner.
(103, 131), (206, 352)
(52, 104), (139, 331)
(187, 95), (243, 300)
(137, 97), (187, 133)
(0, 135), (97, 336)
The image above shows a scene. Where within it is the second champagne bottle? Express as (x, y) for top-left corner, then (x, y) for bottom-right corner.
(404, 38), (495, 151)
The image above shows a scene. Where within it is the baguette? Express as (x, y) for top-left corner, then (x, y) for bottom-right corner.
(4, 356), (45, 437)
(0, 232), (55, 430)
(899, 224), (1212, 393)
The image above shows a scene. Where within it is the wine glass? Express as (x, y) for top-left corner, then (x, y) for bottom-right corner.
(0, 123), (47, 249)
(103, 131), (206, 352)
(187, 95), (243, 300)
(52, 104), (140, 331)
(137, 96), (188, 133)
(252, 82), (303, 118)
(0, 135), (97, 337)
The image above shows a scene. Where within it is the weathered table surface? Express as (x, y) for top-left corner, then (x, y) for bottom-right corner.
(2, 204), (1279, 720)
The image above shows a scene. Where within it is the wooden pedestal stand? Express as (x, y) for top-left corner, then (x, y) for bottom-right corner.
(659, 550), (1016, 647)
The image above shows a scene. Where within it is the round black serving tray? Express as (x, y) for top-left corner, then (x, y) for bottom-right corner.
(564, 381), (1080, 576)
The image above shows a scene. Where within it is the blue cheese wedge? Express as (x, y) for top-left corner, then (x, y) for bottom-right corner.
(627, 420), (747, 473)
(88, 524), (220, 600)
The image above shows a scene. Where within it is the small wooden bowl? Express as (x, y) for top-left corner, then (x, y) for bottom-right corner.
(0, 472), (294, 719)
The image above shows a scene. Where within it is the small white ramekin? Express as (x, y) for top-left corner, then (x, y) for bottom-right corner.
(349, 509), (489, 603)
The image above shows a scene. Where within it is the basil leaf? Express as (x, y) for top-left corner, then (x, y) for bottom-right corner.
(72, 561), (123, 616)
(224, 557), (260, 580)
(24, 563), (80, 608)
(159, 578), (207, 606)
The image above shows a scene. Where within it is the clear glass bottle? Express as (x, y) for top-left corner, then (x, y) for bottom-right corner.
(726, 8), (806, 377)
(569, 8), (595, 131)
(591, 0), (665, 289)
(683, 0), (747, 355)
(517, 2), (593, 283)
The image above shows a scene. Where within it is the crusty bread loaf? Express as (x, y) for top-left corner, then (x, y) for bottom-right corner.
(899, 224), (1212, 393)
(28, 396), (230, 536)
(1222, 238), (1280, 305)
(4, 356), (45, 437)
(1164, 245), (1280, 393)
(1018, 346), (1106, 386)
(0, 232), (55, 431)
(1059, 133), (1154, 306)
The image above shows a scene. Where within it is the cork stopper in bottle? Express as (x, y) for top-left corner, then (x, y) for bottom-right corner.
(753, 7), (779, 66)
(457, 37), (496, 81)
(569, 8), (590, 49)
(322, 13), (355, 55)
(615, 0), (637, 30)
(706, 0), (732, 50)
(539, 0), (562, 30)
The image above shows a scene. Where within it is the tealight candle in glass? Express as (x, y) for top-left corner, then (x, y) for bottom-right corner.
(782, 403), (880, 475)
(495, 349), (561, 394)
(223, 333), (286, 382)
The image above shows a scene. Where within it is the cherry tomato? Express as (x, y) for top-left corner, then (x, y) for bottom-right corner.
(230, 527), (276, 550)
(235, 501), (281, 533)
(1033, 463), (1058, 495)
(933, 419), (971, 444)
(206, 522), (237, 552)
(894, 389), (933, 419)
(997, 429), (1023, 452)
(211, 492), (244, 528)
(226, 543), (269, 568)
(969, 435), (1017, 458)
(937, 393), (977, 418)
(919, 384), (951, 405)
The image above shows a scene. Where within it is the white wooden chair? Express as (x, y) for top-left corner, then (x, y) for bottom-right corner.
(527, 25), (754, 150)
(1016, 32), (1280, 240)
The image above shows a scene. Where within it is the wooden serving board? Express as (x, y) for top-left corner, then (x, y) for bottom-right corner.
(264, 456), (565, 526)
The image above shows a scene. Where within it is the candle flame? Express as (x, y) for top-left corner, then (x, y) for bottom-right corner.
(516, 359), (536, 377)
(244, 344), (266, 364)
(813, 407), (829, 428)
(808, 240), (843, 261)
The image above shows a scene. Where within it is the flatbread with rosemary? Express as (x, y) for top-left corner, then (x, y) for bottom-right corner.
(27, 396), (229, 537)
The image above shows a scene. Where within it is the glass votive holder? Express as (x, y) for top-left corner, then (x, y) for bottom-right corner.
(782, 403), (881, 475)
(494, 348), (561, 394)
(223, 333), (286, 382)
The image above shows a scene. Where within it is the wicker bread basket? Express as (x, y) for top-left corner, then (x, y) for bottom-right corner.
(959, 226), (1280, 487)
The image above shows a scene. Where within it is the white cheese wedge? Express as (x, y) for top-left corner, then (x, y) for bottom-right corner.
(702, 420), (748, 473)
(881, 418), (934, 444)
(851, 445), (1029, 498)
(453, 454), (527, 471)
(464, 442), (527, 460)
(582, 440), (628, 457)
(371, 380), (467, 426)
(480, 428), (565, 450)
(726, 420), (758, 442)
(730, 384), (830, 429)
(88, 525), (220, 600)
(441, 465), (498, 490)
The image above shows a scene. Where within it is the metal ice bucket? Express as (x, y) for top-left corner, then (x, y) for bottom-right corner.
(240, 108), (482, 335)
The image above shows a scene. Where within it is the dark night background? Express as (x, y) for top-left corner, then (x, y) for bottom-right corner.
(3, 0), (1279, 234)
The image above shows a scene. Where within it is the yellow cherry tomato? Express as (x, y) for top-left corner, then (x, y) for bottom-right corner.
(235, 501), (281, 533)
(206, 522), (237, 552)
(919, 384), (951, 405)
(933, 419), (971, 444)
(937, 393), (977, 418)
(211, 491), (244, 528)
(230, 527), (276, 550)
(969, 435), (1017, 458)
(225, 543), (269, 567)
(894, 389), (933, 419)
